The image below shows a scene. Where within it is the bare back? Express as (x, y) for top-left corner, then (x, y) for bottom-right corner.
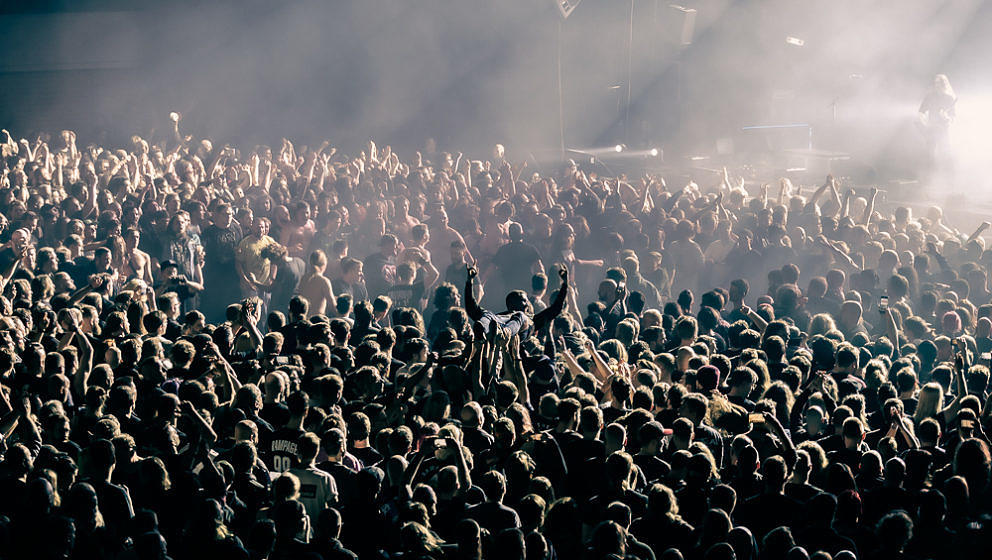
(299, 271), (334, 317)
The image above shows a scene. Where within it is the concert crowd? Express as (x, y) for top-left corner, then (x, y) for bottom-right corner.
(0, 116), (987, 560)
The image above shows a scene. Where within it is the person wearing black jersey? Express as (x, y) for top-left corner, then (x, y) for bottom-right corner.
(267, 391), (309, 473)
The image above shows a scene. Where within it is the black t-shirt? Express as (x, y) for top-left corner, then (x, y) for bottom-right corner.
(738, 492), (803, 540)
(165, 319), (183, 340)
(267, 427), (304, 473)
(586, 488), (648, 523)
(350, 445), (383, 468)
(465, 501), (521, 534)
(201, 224), (243, 271)
(331, 278), (369, 303)
(278, 321), (310, 356)
(784, 481), (823, 505)
(157, 279), (195, 301)
(84, 478), (134, 533)
(69, 255), (97, 287)
(261, 401), (291, 430)
(901, 396), (919, 415)
(445, 261), (469, 287)
(461, 426), (495, 456)
(631, 513), (695, 556)
(633, 453), (672, 484)
(317, 461), (357, 508)
(432, 495), (469, 541)
(827, 447), (865, 474)
(728, 394), (756, 411)
(363, 252), (393, 299)
(493, 241), (541, 292)
(271, 257), (306, 312)
(386, 281), (426, 312)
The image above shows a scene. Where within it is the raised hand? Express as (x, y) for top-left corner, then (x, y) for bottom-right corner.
(618, 361), (632, 379)
(466, 262), (478, 280)
(583, 337), (597, 355)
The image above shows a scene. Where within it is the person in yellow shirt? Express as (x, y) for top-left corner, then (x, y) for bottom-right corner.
(236, 217), (277, 305)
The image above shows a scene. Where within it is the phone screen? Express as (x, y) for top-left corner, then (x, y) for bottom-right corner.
(748, 413), (764, 424)
(879, 296), (888, 311)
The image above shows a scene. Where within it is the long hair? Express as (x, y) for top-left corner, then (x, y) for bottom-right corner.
(934, 74), (956, 99)
(915, 382), (944, 426)
(400, 521), (444, 555)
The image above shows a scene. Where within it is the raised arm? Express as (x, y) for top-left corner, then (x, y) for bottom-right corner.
(72, 321), (93, 400)
(944, 347), (970, 424)
(399, 351), (437, 398)
(762, 411), (796, 467)
(966, 221), (991, 247)
(826, 177), (843, 217)
(79, 165), (102, 219)
(817, 236), (860, 272)
(841, 189), (853, 219)
(739, 304), (768, 334)
(561, 345), (589, 380)
(603, 283), (628, 334)
(533, 265), (569, 333)
(181, 400), (218, 446)
(503, 336), (530, 405)
(890, 411), (920, 449)
(464, 263), (484, 321)
(862, 186), (879, 227)
(690, 192), (724, 222)
(803, 175), (833, 212)
(446, 436), (473, 493)
(582, 338), (613, 386)
(944, 354), (968, 425)
(778, 178), (791, 204)
(880, 307), (901, 359)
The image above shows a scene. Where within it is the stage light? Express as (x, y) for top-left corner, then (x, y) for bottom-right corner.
(948, 94), (992, 198)
(649, 148), (659, 157)
(785, 36), (805, 47)
(614, 144), (623, 153)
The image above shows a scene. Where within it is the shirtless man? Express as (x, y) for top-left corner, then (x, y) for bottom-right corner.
(392, 197), (421, 244)
(281, 201), (317, 259)
(298, 249), (335, 317)
(427, 208), (473, 276)
(123, 228), (155, 285)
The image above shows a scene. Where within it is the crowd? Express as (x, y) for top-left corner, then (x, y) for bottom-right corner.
(0, 115), (988, 560)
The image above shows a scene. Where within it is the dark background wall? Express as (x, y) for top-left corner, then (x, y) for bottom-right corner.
(1, 0), (991, 170)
